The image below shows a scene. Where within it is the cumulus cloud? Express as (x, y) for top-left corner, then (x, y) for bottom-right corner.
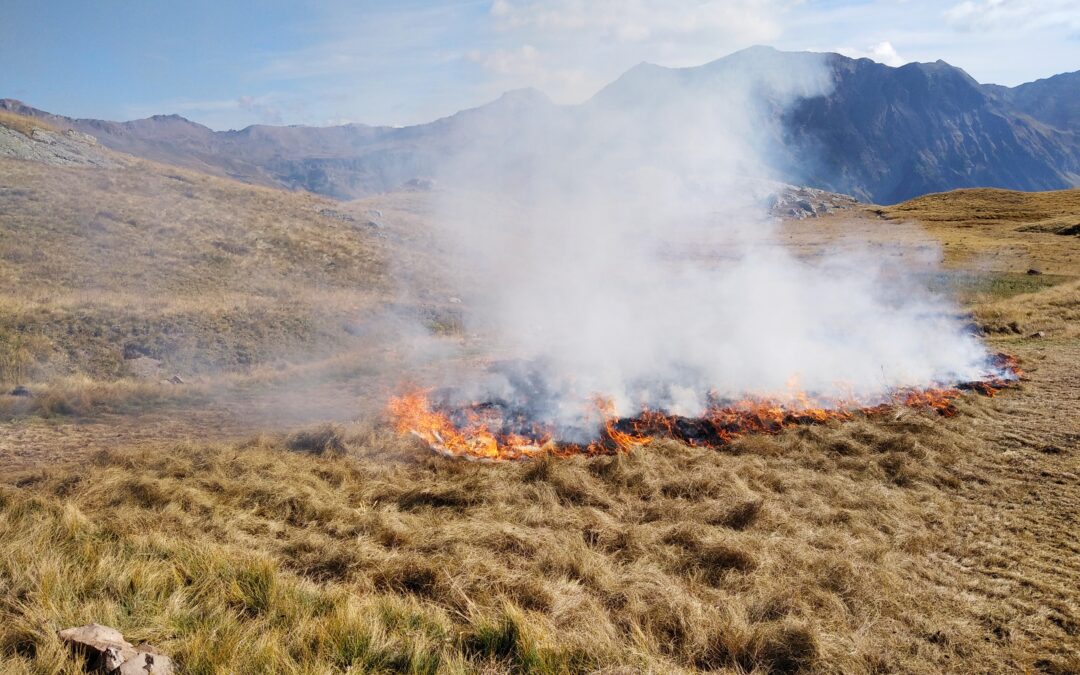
(835, 41), (907, 67)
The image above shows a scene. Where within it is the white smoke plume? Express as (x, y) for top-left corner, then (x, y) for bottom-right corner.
(422, 49), (995, 435)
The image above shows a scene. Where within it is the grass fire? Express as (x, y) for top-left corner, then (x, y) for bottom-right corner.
(390, 355), (1022, 461)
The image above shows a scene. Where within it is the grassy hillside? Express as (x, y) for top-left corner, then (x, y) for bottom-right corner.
(883, 188), (1080, 275)
(0, 109), (57, 136)
(0, 153), (391, 381)
(0, 125), (1077, 673)
(886, 187), (1080, 227)
(0, 110), (471, 435)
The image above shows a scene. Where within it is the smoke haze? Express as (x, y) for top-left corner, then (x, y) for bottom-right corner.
(421, 50), (996, 436)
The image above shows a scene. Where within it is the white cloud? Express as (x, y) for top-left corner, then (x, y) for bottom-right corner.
(835, 41), (907, 67)
(237, 95), (283, 125)
(490, 0), (784, 44)
(469, 0), (793, 102)
(467, 44), (540, 76)
(466, 44), (596, 100)
(944, 0), (1080, 32)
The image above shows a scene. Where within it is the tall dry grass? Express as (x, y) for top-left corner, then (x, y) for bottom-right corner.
(0, 110), (58, 137)
(976, 279), (1080, 339)
(0, 376), (205, 420)
(4, 403), (1055, 674)
(0, 151), (401, 386)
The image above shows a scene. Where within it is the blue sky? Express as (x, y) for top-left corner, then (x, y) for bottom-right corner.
(1, 0), (1077, 130)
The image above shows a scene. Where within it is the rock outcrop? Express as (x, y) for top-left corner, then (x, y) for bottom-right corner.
(57, 623), (173, 674)
(0, 124), (115, 168)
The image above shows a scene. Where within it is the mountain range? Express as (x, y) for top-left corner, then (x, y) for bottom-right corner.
(3, 47), (1077, 204)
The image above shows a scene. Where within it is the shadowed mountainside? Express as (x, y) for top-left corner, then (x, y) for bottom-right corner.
(3, 47), (1078, 204)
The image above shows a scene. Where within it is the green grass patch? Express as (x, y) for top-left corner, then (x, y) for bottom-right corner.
(922, 271), (1072, 302)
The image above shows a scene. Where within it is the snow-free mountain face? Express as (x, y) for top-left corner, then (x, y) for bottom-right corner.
(3, 47), (1077, 204)
(780, 52), (1079, 203)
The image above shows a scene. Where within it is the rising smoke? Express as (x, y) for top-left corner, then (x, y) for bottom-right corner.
(421, 48), (995, 437)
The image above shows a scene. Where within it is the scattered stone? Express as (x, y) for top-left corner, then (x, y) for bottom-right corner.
(1028, 331), (1045, 339)
(449, 297), (462, 304)
(1027, 268), (1043, 275)
(0, 124), (115, 167)
(317, 207), (355, 223)
(57, 624), (173, 674)
(767, 185), (859, 219)
(167, 374), (185, 385)
(58, 624), (128, 672)
(8, 385), (32, 397)
(118, 645), (172, 675)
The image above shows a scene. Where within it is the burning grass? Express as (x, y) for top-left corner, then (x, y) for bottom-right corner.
(389, 355), (1022, 461)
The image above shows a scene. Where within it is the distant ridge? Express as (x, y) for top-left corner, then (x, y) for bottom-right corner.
(4, 47), (1078, 204)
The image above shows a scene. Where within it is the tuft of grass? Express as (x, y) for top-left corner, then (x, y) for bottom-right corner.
(285, 423), (350, 456)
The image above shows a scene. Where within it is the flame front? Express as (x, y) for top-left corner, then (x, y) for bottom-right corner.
(388, 354), (1021, 462)
(388, 391), (553, 460)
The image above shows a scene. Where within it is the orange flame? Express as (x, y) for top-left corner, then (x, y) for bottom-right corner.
(388, 354), (1020, 462)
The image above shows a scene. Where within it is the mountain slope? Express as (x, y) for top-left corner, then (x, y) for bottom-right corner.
(3, 48), (1077, 204)
(987, 71), (1080, 133)
(782, 54), (1079, 202)
(0, 91), (560, 200)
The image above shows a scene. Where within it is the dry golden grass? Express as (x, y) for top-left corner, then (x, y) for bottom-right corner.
(0, 376), (205, 420)
(886, 187), (1080, 227)
(976, 279), (1080, 339)
(2, 404), (1057, 674)
(4, 362), (1078, 674)
(0, 110), (58, 136)
(883, 188), (1080, 275)
(0, 153), (406, 386)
